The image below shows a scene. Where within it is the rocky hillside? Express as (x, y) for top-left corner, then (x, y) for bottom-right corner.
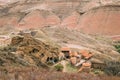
(0, 0), (119, 37)
(0, 1), (120, 78)
(0, 27), (120, 68)
(0, 27), (120, 79)
(0, 0), (119, 67)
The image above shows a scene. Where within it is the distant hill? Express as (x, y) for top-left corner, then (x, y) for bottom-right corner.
(0, 0), (119, 39)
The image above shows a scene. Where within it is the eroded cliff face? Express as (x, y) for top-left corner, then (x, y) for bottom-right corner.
(0, 0), (120, 36)
(77, 5), (120, 35)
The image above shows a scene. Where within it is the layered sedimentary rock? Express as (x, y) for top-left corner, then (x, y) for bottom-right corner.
(61, 12), (80, 28)
(77, 5), (120, 35)
(0, 0), (119, 37)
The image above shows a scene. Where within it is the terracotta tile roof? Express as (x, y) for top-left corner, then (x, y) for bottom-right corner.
(70, 57), (77, 65)
(61, 47), (70, 51)
(82, 62), (91, 67)
(80, 50), (93, 59)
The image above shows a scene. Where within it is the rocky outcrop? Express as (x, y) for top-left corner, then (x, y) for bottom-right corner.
(0, 33), (59, 67)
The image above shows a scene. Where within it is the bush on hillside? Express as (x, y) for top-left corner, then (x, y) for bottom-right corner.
(104, 61), (120, 76)
(54, 64), (63, 71)
(114, 41), (120, 53)
(114, 44), (120, 53)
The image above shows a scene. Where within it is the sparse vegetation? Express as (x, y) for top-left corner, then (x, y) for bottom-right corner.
(66, 63), (78, 72)
(114, 44), (120, 53)
(0, 67), (119, 80)
(104, 61), (120, 76)
(91, 69), (104, 75)
(54, 64), (63, 71)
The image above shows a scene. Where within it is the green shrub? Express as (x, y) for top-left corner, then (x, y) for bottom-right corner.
(114, 41), (120, 53)
(54, 64), (63, 71)
(92, 69), (104, 75)
(66, 63), (78, 72)
(114, 44), (120, 53)
(104, 61), (120, 76)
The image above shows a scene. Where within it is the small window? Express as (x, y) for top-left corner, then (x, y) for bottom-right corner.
(40, 53), (44, 57)
(32, 48), (39, 53)
(47, 57), (50, 62)
(50, 57), (53, 60)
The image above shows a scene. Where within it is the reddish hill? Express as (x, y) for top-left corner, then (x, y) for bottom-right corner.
(77, 5), (120, 36)
(0, 0), (119, 39)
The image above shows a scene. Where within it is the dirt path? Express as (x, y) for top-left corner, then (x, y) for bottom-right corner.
(60, 60), (68, 72)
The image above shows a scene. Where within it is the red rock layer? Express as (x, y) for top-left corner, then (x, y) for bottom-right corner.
(77, 5), (120, 36)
